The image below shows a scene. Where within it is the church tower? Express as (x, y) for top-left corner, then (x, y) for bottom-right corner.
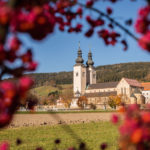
(86, 49), (96, 85)
(73, 44), (87, 97)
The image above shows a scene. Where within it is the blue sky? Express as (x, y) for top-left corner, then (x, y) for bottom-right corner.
(20, 0), (150, 73)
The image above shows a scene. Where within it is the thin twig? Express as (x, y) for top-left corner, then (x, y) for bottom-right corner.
(77, 2), (139, 41)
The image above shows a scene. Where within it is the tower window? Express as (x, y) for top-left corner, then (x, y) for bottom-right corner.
(124, 88), (126, 95)
(121, 88), (123, 94)
(82, 72), (85, 77)
(93, 74), (96, 78)
(76, 72), (78, 76)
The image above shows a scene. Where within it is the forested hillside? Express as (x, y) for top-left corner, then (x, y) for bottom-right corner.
(24, 62), (150, 88)
(96, 62), (150, 83)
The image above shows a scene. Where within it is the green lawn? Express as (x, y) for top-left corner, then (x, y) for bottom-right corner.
(30, 84), (73, 97)
(30, 85), (58, 97)
(0, 122), (118, 150)
(16, 109), (116, 114)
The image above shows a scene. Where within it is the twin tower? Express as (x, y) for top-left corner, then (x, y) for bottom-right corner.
(73, 45), (96, 97)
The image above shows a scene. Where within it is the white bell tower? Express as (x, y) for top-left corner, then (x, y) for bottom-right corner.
(86, 49), (96, 85)
(73, 43), (86, 97)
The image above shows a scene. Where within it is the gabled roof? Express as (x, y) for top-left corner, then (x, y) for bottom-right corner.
(75, 90), (80, 94)
(141, 82), (150, 91)
(84, 91), (117, 98)
(87, 82), (118, 90)
(124, 78), (143, 88)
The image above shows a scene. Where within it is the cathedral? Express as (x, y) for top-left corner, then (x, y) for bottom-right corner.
(71, 45), (145, 109)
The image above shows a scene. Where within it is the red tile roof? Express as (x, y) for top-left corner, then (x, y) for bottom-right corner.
(124, 78), (143, 88)
(141, 82), (150, 91)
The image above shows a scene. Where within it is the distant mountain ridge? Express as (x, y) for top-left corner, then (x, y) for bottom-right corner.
(26, 62), (150, 87)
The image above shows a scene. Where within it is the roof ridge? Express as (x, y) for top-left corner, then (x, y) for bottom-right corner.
(124, 77), (138, 81)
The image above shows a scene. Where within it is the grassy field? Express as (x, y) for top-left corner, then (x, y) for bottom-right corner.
(0, 122), (118, 150)
(16, 109), (116, 114)
(30, 84), (73, 98)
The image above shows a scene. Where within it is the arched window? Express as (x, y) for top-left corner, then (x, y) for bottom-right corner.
(82, 72), (85, 77)
(121, 88), (123, 94)
(93, 74), (96, 78)
(124, 88), (126, 95)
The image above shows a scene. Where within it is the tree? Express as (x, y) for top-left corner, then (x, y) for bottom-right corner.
(77, 96), (88, 109)
(89, 103), (97, 110)
(48, 90), (59, 105)
(49, 80), (56, 87)
(60, 89), (73, 108)
(108, 95), (122, 109)
(21, 93), (39, 110)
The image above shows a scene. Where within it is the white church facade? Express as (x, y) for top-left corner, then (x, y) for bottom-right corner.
(73, 45), (96, 95)
(71, 45), (145, 109)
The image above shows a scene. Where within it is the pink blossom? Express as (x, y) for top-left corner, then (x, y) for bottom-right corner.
(106, 7), (112, 15)
(0, 142), (9, 150)
(27, 61), (38, 71)
(19, 77), (34, 92)
(135, 18), (148, 34)
(9, 37), (21, 51)
(0, 113), (11, 128)
(139, 6), (150, 18)
(138, 31), (150, 52)
(111, 114), (119, 124)
(142, 112), (150, 123)
(0, 82), (15, 92)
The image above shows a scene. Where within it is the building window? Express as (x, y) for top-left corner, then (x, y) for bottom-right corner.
(121, 88), (123, 94)
(93, 74), (96, 78)
(76, 72), (78, 76)
(124, 88), (126, 95)
(82, 72), (85, 77)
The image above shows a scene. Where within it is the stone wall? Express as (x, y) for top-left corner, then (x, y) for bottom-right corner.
(87, 96), (111, 109)
(73, 65), (87, 95)
(86, 88), (116, 93)
(116, 78), (130, 96)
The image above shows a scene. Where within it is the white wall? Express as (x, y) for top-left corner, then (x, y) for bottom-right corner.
(73, 65), (86, 95)
(85, 88), (116, 93)
(142, 90), (150, 103)
(116, 78), (130, 96)
(87, 67), (96, 85)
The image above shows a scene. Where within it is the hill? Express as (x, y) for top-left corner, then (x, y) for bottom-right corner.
(30, 84), (73, 99)
(27, 62), (150, 88)
(96, 62), (150, 83)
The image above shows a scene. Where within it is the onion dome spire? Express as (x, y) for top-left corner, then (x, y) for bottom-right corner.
(75, 42), (84, 65)
(86, 48), (94, 67)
